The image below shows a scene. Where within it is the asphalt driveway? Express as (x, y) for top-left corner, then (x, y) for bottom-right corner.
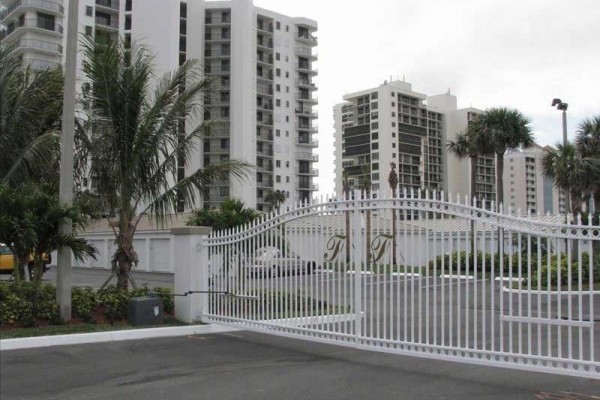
(1, 331), (599, 400)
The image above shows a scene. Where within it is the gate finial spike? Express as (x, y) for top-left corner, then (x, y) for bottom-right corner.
(577, 213), (582, 225)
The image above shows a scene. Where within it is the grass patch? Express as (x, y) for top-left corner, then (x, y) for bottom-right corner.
(0, 316), (189, 340)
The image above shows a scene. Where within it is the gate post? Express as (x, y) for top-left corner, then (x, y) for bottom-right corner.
(171, 226), (213, 323)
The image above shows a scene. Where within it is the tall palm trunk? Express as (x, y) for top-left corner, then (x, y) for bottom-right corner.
(392, 207), (397, 266)
(116, 216), (136, 290)
(470, 156), (478, 256)
(496, 152), (505, 268)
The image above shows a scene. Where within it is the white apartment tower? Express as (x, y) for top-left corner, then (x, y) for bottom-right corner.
(428, 94), (496, 202)
(0, 0), (318, 212)
(334, 80), (445, 196)
(504, 144), (565, 215)
(0, 0), (66, 70)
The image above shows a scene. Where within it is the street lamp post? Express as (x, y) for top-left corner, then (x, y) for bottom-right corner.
(57, 0), (80, 321)
(551, 98), (570, 217)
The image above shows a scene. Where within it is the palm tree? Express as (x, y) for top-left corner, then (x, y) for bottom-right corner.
(265, 190), (286, 212)
(575, 115), (600, 209)
(475, 108), (534, 207)
(447, 125), (486, 205)
(387, 163), (398, 265)
(360, 165), (372, 264)
(81, 37), (249, 290)
(542, 142), (600, 217)
(0, 45), (64, 185)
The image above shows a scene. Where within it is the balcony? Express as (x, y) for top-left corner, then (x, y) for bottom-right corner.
(295, 47), (317, 59)
(257, 179), (274, 189)
(297, 182), (319, 191)
(256, 131), (274, 142)
(257, 54), (274, 65)
(296, 137), (318, 147)
(257, 147), (274, 157)
(295, 168), (318, 176)
(295, 108), (318, 118)
(204, 49), (231, 58)
(95, 16), (119, 31)
(257, 72), (274, 82)
(295, 78), (317, 89)
(296, 152), (318, 162)
(204, 145), (230, 154)
(6, 38), (63, 55)
(295, 93), (318, 104)
(256, 116), (274, 126)
(205, 16), (231, 25)
(296, 64), (318, 75)
(1, 0), (64, 22)
(205, 33), (231, 42)
(257, 87), (274, 97)
(257, 38), (274, 50)
(257, 21), (274, 34)
(296, 32), (317, 46)
(2, 17), (63, 39)
(95, 0), (119, 13)
(296, 123), (317, 133)
(257, 162), (274, 172)
(25, 58), (61, 70)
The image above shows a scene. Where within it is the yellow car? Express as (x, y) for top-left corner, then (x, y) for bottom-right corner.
(0, 244), (51, 276)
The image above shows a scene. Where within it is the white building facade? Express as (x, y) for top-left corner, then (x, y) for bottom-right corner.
(1, 0), (318, 212)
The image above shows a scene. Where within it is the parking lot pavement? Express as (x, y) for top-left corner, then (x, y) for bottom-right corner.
(1, 331), (599, 400)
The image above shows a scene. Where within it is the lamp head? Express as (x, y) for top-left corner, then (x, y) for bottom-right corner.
(551, 98), (562, 107)
(557, 102), (568, 111)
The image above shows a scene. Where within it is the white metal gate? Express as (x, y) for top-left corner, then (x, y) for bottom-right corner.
(203, 190), (600, 378)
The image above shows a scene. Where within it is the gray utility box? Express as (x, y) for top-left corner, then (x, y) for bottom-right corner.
(128, 296), (164, 326)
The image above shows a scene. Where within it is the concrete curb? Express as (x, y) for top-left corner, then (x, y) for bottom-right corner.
(0, 324), (240, 351)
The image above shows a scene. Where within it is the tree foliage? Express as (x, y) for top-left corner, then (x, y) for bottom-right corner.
(79, 36), (249, 289)
(187, 199), (260, 231)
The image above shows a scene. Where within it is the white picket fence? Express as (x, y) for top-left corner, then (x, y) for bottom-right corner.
(202, 190), (600, 378)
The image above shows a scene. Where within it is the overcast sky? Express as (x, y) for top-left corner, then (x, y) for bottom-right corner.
(255, 0), (600, 195)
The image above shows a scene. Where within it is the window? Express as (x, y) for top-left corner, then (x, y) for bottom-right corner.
(372, 132), (378, 140)
(391, 92), (395, 97)
(276, 129), (281, 137)
(276, 84), (281, 92)
(276, 68), (281, 77)
(85, 25), (93, 36)
(276, 175), (281, 183)
(276, 99), (281, 107)
(372, 143), (379, 150)
(126, 0), (132, 11)
(285, 116), (289, 122)
(276, 21), (281, 30)
(285, 25), (289, 32)
(86, 6), (93, 16)
(220, 107), (229, 117)
(371, 92), (378, 99)
(286, 161), (290, 167)
(371, 112), (378, 119)
(180, 2), (187, 18)
(286, 176), (290, 183)
(392, 143), (396, 148)
(285, 56), (289, 62)
(392, 122), (396, 127)
(371, 122), (379, 129)
(276, 52), (280, 61)
(373, 163), (379, 171)
(285, 86), (289, 93)
(220, 138), (229, 149)
(285, 101), (289, 108)
(392, 132), (396, 137)
(125, 15), (132, 30)
(285, 131), (289, 137)
(371, 102), (378, 110)
(285, 71), (289, 78)
(276, 160), (281, 167)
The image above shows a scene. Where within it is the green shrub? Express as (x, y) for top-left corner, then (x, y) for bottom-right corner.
(72, 287), (97, 322)
(0, 282), (59, 326)
(98, 285), (130, 322)
(150, 287), (174, 314)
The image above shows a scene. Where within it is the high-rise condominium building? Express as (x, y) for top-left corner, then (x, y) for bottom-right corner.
(504, 144), (565, 215)
(334, 80), (445, 196)
(427, 94), (496, 203)
(0, 0), (319, 212)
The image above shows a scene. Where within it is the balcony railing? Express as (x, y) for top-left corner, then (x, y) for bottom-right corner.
(257, 22), (274, 33)
(257, 148), (274, 157)
(295, 94), (318, 103)
(297, 182), (319, 191)
(204, 49), (231, 57)
(296, 123), (317, 132)
(257, 179), (274, 188)
(26, 58), (61, 70)
(295, 78), (316, 87)
(295, 168), (318, 176)
(297, 137), (318, 147)
(296, 47), (317, 58)
(257, 117), (274, 126)
(257, 102), (273, 111)
(1, 0), (64, 21)
(205, 16), (231, 25)
(295, 109), (318, 118)
(95, 16), (119, 30)
(296, 152), (318, 162)
(7, 38), (63, 54)
(297, 32), (317, 44)
(3, 17), (63, 36)
(95, 0), (119, 10)
(256, 131), (274, 141)
(257, 54), (274, 64)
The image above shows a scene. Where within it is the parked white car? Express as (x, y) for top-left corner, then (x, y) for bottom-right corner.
(245, 247), (317, 277)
